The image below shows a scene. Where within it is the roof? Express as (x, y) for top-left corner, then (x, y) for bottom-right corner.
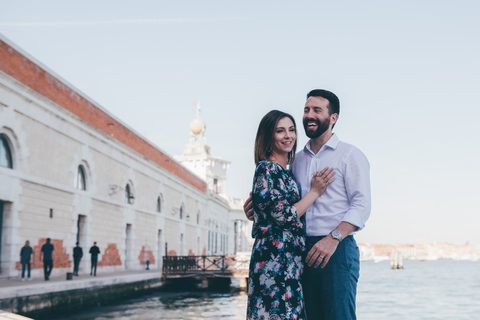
(0, 34), (207, 193)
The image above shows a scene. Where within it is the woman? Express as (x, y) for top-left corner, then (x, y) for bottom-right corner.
(246, 110), (335, 319)
(20, 240), (33, 281)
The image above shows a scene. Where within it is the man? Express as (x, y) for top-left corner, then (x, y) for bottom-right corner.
(244, 89), (371, 320)
(89, 241), (100, 276)
(73, 242), (83, 276)
(40, 238), (54, 281)
(20, 240), (33, 281)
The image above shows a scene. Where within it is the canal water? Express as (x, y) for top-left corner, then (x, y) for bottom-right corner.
(54, 260), (480, 320)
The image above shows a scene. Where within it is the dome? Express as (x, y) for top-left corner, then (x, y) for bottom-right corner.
(190, 118), (205, 135)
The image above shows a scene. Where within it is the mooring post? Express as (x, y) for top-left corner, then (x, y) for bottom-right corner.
(240, 277), (248, 290)
(202, 276), (209, 289)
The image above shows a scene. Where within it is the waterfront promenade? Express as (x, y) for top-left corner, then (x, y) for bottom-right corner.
(0, 270), (163, 318)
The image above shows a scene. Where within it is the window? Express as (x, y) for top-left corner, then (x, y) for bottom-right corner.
(0, 134), (13, 169)
(196, 211), (200, 225)
(125, 184), (134, 204)
(213, 178), (218, 193)
(156, 196), (162, 213)
(179, 205), (183, 219)
(75, 165), (86, 190)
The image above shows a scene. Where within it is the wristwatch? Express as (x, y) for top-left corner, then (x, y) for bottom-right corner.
(330, 230), (343, 242)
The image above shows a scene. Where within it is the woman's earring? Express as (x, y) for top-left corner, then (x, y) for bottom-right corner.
(267, 147), (272, 155)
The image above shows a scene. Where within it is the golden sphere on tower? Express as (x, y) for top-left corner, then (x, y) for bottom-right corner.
(190, 118), (205, 135)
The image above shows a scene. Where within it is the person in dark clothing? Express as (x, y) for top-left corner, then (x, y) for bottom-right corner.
(20, 240), (34, 281)
(40, 238), (54, 281)
(89, 242), (100, 276)
(73, 242), (83, 276)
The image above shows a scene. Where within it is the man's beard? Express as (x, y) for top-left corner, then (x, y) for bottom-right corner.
(303, 118), (330, 139)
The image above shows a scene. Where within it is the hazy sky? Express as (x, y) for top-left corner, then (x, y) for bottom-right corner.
(1, 0), (479, 245)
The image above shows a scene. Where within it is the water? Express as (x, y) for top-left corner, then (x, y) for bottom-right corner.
(358, 260), (480, 319)
(54, 261), (480, 320)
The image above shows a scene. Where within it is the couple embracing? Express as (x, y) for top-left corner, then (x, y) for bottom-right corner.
(244, 89), (371, 320)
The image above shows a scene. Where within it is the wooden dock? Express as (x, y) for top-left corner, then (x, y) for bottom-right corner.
(162, 254), (249, 283)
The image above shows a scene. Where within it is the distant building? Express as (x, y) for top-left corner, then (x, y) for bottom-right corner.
(0, 34), (252, 278)
(358, 242), (480, 262)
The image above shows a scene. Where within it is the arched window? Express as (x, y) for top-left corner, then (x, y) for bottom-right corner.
(125, 184), (134, 204)
(156, 196), (162, 213)
(179, 205), (183, 220)
(75, 165), (86, 190)
(0, 134), (13, 169)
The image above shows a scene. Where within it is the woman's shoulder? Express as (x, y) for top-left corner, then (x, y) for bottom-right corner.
(255, 160), (283, 172)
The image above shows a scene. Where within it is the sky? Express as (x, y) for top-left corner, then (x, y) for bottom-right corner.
(1, 0), (479, 245)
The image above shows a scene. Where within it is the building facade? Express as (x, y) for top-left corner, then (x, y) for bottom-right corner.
(0, 34), (251, 278)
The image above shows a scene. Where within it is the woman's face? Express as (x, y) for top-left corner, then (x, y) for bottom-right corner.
(271, 117), (296, 156)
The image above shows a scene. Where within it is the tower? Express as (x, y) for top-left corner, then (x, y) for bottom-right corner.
(175, 102), (230, 197)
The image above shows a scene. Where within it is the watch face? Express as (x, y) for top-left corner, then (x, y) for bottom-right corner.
(332, 230), (342, 240)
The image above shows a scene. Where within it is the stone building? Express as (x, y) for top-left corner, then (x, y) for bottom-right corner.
(0, 34), (251, 278)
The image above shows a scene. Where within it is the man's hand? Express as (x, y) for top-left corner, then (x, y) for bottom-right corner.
(305, 235), (339, 268)
(243, 193), (254, 221)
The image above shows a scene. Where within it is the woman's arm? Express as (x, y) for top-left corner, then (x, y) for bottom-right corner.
(252, 162), (334, 228)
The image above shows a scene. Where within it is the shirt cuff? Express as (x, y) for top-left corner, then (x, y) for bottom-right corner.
(342, 209), (367, 231)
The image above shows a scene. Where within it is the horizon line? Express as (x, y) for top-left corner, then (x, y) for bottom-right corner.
(0, 17), (252, 28)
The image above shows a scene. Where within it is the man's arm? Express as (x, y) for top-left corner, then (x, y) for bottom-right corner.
(243, 192), (254, 221)
(305, 221), (357, 268)
(306, 148), (371, 269)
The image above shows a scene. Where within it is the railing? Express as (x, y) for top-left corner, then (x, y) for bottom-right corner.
(163, 254), (249, 277)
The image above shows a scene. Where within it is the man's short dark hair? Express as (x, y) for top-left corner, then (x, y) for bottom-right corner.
(306, 89), (340, 117)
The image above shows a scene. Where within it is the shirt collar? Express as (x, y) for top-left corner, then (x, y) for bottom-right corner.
(303, 133), (339, 155)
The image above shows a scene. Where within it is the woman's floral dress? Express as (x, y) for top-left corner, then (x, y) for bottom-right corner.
(246, 160), (306, 320)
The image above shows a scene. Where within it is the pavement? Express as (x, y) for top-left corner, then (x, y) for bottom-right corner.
(0, 310), (34, 320)
(0, 269), (163, 300)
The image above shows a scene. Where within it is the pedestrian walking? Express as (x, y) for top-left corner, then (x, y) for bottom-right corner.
(20, 240), (33, 281)
(73, 242), (83, 276)
(89, 242), (100, 276)
(40, 238), (54, 281)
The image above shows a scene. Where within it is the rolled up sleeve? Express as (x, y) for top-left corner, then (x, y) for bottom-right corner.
(342, 148), (371, 231)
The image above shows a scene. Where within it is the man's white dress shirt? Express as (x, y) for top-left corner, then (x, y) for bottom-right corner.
(291, 134), (371, 237)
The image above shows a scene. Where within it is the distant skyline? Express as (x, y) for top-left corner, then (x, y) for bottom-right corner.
(1, 0), (479, 245)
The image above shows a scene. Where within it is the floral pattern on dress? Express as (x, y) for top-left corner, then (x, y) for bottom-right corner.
(247, 160), (306, 320)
